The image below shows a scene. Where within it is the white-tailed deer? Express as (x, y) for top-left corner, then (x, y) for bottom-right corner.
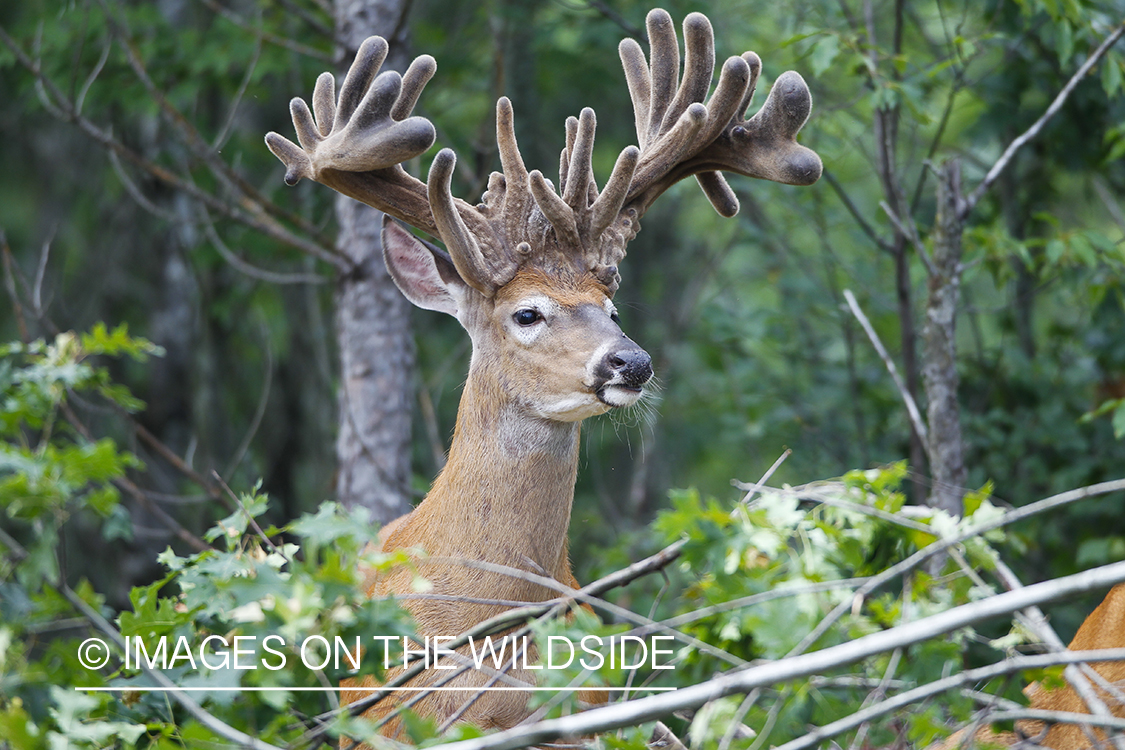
(937, 584), (1125, 750)
(266, 7), (821, 735)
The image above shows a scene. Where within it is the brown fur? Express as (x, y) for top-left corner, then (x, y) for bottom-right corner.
(341, 273), (617, 738)
(932, 585), (1125, 750)
(1017, 584), (1125, 749)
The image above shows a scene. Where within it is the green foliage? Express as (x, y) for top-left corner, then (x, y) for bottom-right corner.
(1, 328), (156, 589)
(0, 328), (415, 746)
(637, 466), (1016, 748)
(3, 0), (1125, 745)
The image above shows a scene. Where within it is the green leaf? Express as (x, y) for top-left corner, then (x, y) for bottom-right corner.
(1114, 401), (1125, 439)
(1055, 19), (1074, 67)
(808, 34), (840, 77)
(1103, 55), (1123, 98)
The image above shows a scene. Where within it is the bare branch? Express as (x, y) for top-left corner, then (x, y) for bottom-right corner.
(843, 289), (930, 450)
(774, 650), (1125, 750)
(95, 1), (335, 253)
(200, 208), (327, 285)
(0, 23), (344, 269)
(961, 22), (1125, 219)
(54, 396), (212, 552)
(429, 562), (1125, 750)
(75, 40), (111, 115)
(213, 24), (263, 151)
(0, 233), (29, 341)
(288, 539), (687, 749)
(441, 557), (744, 667)
(221, 320), (271, 479)
(822, 170), (893, 253)
(787, 478), (1125, 658)
(198, 0), (333, 62)
(992, 560), (1125, 750)
(878, 200), (936, 276)
(738, 448), (791, 504)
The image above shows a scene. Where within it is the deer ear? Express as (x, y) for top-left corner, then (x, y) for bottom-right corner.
(381, 216), (468, 317)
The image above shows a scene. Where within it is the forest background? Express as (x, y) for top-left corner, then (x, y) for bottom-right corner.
(3, 0), (1125, 747)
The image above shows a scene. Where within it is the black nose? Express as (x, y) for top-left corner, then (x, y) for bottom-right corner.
(606, 348), (653, 389)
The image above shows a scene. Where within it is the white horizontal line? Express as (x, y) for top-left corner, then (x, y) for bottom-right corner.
(75, 686), (677, 693)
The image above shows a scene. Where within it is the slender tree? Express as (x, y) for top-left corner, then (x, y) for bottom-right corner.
(332, 0), (415, 522)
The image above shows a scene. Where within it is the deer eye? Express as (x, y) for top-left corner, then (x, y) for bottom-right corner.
(513, 308), (542, 326)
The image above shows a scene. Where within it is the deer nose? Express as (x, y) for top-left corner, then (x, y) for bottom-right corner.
(606, 348), (653, 389)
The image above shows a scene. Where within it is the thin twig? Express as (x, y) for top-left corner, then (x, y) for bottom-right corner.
(738, 449), (791, 505)
(107, 148), (177, 220)
(843, 289), (930, 450)
(786, 478), (1125, 659)
(961, 22), (1125, 219)
(823, 170), (893, 253)
(201, 208), (326, 285)
(212, 24), (262, 150)
(198, 0), (333, 61)
(0, 24), (343, 270)
(289, 539), (686, 749)
(1, 232), (29, 341)
(221, 316), (274, 480)
(59, 400), (211, 552)
(774, 650), (1125, 750)
(444, 557), (744, 667)
(32, 231), (52, 316)
(96, 0), (335, 252)
(878, 200), (937, 276)
(212, 471), (287, 562)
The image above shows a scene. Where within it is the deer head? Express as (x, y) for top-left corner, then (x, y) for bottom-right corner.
(265, 10), (821, 427)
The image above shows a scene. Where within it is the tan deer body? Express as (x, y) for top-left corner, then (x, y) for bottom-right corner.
(267, 7), (821, 734)
(935, 584), (1125, 750)
(1018, 584), (1125, 749)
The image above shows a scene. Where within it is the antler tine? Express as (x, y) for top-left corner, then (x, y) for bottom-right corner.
(335, 37), (388, 131)
(496, 97), (529, 186)
(590, 146), (640, 240)
(662, 13), (715, 134)
(312, 72), (335, 137)
(429, 149), (515, 294)
(629, 102), (707, 196)
(711, 70), (821, 185)
(529, 170), (580, 248)
(266, 36), (440, 235)
(692, 51), (762, 219)
(619, 39), (651, 150)
(735, 52), (762, 123)
(391, 54), (437, 122)
(562, 108), (596, 210)
(289, 97), (323, 155)
(389, 54), (436, 122)
(610, 10), (821, 225)
(695, 171), (739, 217)
(645, 9), (679, 147)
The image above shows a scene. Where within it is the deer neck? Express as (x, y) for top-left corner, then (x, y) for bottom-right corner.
(416, 356), (581, 590)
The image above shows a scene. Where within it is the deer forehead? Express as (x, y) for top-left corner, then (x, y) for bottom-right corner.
(493, 270), (613, 312)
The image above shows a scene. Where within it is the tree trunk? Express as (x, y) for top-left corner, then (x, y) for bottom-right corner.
(923, 159), (967, 516)
(333, 0), (415, 523)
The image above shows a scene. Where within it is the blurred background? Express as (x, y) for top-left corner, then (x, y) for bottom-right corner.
(2, 0), (1124, 636)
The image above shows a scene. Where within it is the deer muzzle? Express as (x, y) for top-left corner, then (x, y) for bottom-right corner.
(594, 341), (653, 408)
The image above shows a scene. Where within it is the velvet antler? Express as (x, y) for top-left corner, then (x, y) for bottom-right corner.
(266, 8), (821, 296)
